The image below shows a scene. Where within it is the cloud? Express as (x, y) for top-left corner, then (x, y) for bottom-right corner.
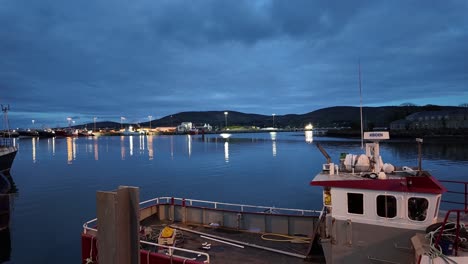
(0, 0), (467, 127)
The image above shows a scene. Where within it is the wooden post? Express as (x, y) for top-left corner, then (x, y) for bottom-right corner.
(97, 186), (140, 264)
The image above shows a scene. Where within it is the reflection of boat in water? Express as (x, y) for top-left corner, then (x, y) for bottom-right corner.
(0, 193), (12, 262)
(0, 171), (15, 262)
(81, 132), (468, 264)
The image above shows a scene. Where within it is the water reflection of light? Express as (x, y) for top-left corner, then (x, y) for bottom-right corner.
(129, 135), (134, 156)
(224, 141), (229, 162)
(73, 138), (77, 161)
(220, 133), (231, 139)
(270, 132), (277, 157)
(120, 136), (126, 160)
(32, 137), (36, 163)
(170, 136), (174, 159)
(187, 135), (192, 157)
(139, 135), (145, 152)
(305, 131), (313, 143)
(67, 137), (73, 164)
(147, 135), (154, 160)
(272, 141), (277, 157)
(52, 137), (55, 156)
(94, 137), (99, 161)
(269, 132), (277, 141)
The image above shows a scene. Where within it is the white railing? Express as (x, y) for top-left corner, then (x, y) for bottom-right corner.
(84, 196), (320, 233)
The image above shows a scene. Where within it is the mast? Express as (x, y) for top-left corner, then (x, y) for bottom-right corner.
(1, 104), (10, 134)
(359, 61), (364, 149)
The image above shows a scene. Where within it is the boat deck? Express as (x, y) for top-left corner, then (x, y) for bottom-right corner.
(140, 215), (325, 264)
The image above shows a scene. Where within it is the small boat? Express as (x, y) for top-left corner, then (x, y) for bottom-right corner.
(81, 132), (468, 263)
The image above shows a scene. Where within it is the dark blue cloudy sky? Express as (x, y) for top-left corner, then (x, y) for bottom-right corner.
(1, 0), (467, 128)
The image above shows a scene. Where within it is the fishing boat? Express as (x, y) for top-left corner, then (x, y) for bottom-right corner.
(0, 106), (17, 174)
(81, 132), (467, 263)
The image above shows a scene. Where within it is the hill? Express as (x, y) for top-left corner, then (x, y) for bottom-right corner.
(79, 105), (465, 130)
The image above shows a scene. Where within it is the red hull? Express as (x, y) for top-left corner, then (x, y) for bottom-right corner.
(81, 234), (203, 264)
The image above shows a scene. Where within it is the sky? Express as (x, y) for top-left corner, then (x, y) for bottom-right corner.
(1, 0), (467, 128)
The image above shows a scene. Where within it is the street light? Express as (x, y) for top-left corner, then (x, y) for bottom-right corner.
(32, 119), (35, 128)
(67, 117), (72, 128)
(93, 117), (97, 131)
(224, 111), (228, 130)
(120, 117), (125, 129)
(148, 115), (153, 130)
(272, 113), (276, 128)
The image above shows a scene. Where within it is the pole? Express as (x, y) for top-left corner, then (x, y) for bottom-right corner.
(224, 112), (228, 130)
(416, 138), (423, 175)
(359, 60), (364, 149)
(272, 114), (276, 128)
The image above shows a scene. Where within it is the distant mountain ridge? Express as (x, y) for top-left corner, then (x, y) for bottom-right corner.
(77, 105), (465, 130)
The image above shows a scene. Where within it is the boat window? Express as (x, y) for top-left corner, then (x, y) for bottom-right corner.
(376, 195), (397, 218)
(408, 197), (428, 221)
(347, 193), (364, 215)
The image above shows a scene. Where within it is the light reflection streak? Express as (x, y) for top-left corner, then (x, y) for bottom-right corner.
(224, 141), (229, 162)
(270, 132), (277, 157)
(305, 131), (313, 143)
(52, 137), (55, 156)
(147, 135), (154, 160)
(139, 135), (145, 152)
(170, 136), (174, 159)
(32, 137), (36, 163)
(187, 135), (192, 157)
(94, 137), (99, 161)
(129, 135), (134, 156)
(120, 136), (126, 160)
(73, 137), (77, 161)
(67, 137), (73, 164)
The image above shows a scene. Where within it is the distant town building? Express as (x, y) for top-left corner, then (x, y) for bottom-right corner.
(177, 122), (193, 133)
(194, 123), (212, 132)
(390, 109), (468, 130)
(389, 119), (411, 130)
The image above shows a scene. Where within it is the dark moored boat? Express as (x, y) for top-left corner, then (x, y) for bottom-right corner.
(0, 145), (16, 173)
(17, 129), (39, 138)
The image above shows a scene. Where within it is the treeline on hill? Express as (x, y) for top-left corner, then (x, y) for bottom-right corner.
(81, 105), (465, 130)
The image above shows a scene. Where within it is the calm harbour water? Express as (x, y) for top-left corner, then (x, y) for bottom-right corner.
(4, 132), (468, 263)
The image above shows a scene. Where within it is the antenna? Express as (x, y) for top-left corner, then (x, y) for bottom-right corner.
(1, 104), (11, 132)
(359, 60), (364, 149)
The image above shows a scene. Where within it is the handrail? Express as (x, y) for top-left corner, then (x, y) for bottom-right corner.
(439, 180), (468, 210)
(84, 197), (321, 232)
(140, 240), (210, 263)
(139, 196), (322, 216)
(434, 209), (468, 257)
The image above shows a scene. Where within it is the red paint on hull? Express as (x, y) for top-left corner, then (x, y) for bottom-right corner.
(81, 234), (203, 264)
